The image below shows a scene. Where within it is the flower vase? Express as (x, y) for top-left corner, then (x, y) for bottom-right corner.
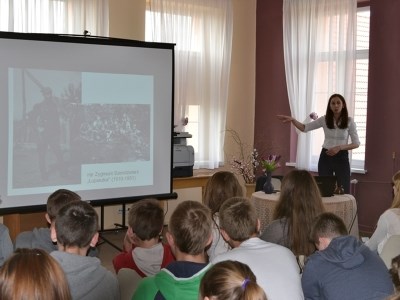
(263, 172), (274, 194)
(244, 183), (256, 199)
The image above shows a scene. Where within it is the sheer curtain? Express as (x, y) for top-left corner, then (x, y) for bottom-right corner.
(283, 0), (357, 171)
(146, 0), (233, 169)
(0, 0), (108, 36)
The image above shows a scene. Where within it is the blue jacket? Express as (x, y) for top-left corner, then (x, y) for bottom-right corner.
(302, 235), (394, 300)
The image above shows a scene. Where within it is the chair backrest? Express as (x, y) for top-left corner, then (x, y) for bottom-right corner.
(117, 268), (143, 300)
(379, 235), (400, 269)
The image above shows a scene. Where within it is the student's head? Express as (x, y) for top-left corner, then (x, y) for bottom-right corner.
(167, 200), (212, 256)
(51, 201), (99, 250)
(0, 248), (71, 300)
(199, 260), (267, 300)
(325, 93), (349, 129)
(391, 171), (400, 208)
(203, 171), (243, 215)
(127, 198), (164, 241)
(46, 189), (81, 224)
(275, 169), (325, 256)
(309, 212), (348, 251)
(219, 197), (259, 244)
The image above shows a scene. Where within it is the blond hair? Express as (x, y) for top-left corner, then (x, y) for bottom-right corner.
(199, 260), (267, 300)
(169, 200), (212, 255)
(219, 197), (258, 242)
(0, 248), (71, 300)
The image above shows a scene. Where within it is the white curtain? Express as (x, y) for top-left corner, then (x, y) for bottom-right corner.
(283, 0), (357, 170)
(147, 0), (233, 169)
(0, 0), (109, 36)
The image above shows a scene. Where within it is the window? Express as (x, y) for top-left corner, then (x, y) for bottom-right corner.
(145, 0), (233, 169)
(310, 6), (369, 173)
(0, 0), (108, 36)
(352, 7), (370, 171)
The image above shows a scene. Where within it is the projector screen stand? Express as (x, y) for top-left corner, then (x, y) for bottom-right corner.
(97, 203), (128, 252)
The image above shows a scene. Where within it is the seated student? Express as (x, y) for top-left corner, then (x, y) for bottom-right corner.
(199, 260), (268, 300)
(112, 199), (174, 275)
(366, 170), (400, 254)
(0, 248), (72, 300)
(132, 200), (213, 300)
(260, 169), (325, 264)
(0, 223), (13, 267)
(302, 212), (394, 300)
(50, 201), (120, 300)
(15, 189), (95, 256)
(203, 171), (243, 261)
(212, 197), (304, 300)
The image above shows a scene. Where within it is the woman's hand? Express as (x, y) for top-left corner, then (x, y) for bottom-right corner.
(326, 146), (341, 156)
(277, 115), (305, 132)
(277, 115), (294, 123)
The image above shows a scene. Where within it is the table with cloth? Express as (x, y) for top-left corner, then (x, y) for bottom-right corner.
(250, 191), (359, 237)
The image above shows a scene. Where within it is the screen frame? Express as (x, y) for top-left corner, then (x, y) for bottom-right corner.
(0, 31), (177, 215)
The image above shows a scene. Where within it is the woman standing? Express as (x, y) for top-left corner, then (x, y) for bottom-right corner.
(278, 94), (360, 193)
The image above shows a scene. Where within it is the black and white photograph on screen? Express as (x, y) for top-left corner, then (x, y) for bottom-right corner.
(71, 103), (150, 165)
(11, 68), (82, 188)
(11, 68), (151, 189)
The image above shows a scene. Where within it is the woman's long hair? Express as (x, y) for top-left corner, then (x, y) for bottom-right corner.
(274, 169), (325, 256)
(325, 93), (349, 129)
(0, 248), (72, 300)
(203, 171), (243, 215)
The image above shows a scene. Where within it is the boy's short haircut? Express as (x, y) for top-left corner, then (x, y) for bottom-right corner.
(168, 200), (212, 255)
(128, 199), (164, 241)
(309, 212), (348, 244)
(219, 197), (258, 242)
(55, 201), (98, 248)
(47, 189), (81, 221)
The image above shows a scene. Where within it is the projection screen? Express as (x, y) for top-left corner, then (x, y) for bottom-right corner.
(0, 31), (175, 214)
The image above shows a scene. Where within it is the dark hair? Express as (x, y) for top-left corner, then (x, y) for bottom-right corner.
(274, 170), (325, 256)
(219, 197), (258, 242)
(47, 189), (81, 221)
(390, 255), (400, 292)
(199, 260), (267, 300)
(309, 212), (348, 245)
(55, 201), (98, 248)
(169, 200), (212, 255)
(325, 93), (349, 129)
(128, 199), (164, 240)
(203, 171), (243, 215)
(0, 248), (71, 300)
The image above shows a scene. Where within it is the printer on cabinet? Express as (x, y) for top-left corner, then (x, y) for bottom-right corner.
(173, 132), (194, 177)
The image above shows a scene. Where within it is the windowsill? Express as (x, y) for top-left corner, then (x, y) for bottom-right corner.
(285, 162), (367, 174)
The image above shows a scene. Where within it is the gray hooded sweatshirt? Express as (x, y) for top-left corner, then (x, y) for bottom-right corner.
(51, 250), (120, 300)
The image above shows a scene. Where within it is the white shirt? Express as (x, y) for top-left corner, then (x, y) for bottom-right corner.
(304, 116), (360, 149)
(366, 208), (400, 254)
(212, 237), (304, 300)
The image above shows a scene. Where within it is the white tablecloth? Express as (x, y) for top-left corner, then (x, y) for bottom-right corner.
(250, 191), (359, 237)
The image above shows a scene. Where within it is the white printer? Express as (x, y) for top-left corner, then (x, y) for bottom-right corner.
(173, 132), (194, 177)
